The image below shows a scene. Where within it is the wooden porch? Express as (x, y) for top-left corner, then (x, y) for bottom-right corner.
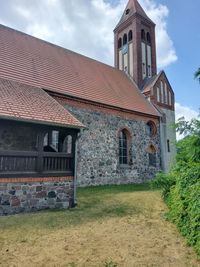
(0, 119), (79, 178)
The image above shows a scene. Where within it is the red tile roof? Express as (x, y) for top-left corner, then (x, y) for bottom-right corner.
(142, 73), (160, 94)
(0, 24), (159, 117)
(0, 78), (83, 128)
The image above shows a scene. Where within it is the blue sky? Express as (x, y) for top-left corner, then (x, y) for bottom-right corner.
(0, 0), (199, 119)
(159, 0), (200, 113)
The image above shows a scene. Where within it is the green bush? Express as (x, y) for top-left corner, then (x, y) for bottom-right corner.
(150, 171), (175, 200)
(152, 115), (200, 256)
(162, 163), (200, 256)
(151, 162), (200, 256)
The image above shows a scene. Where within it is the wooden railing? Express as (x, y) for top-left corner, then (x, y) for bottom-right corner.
(0, 151), (73, 178)
(43, 153), (73, 173)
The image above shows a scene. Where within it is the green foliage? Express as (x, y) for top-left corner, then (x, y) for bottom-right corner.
(152, 114), (200, 256)
(104, 260), (118, 267)
(176, 136), (194, 163)
(150, 171), (175, 200)
(194, 67), (200, 83)
(176, 116), (200, 162)
(166, 163), (200, 255)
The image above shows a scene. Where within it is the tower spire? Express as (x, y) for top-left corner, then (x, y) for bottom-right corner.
(115, 0), (154, 29)
(114, 0), (157, 89)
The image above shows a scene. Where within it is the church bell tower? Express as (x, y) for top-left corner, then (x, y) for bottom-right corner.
(114, 0), (157, 89)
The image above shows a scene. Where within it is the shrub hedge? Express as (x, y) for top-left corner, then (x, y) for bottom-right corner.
(151, 163), (200, 256)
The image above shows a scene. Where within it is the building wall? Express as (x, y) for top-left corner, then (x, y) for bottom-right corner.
(149, 72), (176, 172)
(0, 178), (74, 215)
(66, 105), (161, 186)
(160, 108), (176, 172)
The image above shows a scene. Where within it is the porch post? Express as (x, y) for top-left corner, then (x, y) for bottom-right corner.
(37, 131), (44, 173)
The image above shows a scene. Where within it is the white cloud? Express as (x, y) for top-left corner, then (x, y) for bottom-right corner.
(0, 0), (177, 68)
(175, 102), (199, 121)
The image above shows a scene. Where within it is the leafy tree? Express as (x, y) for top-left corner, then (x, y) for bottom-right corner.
(194, 67), (200, 83)
(175, 115), (200, 162)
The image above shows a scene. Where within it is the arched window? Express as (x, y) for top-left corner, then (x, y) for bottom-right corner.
(148, 144), (156, 167)
(43, 130), (59, 152)
(168, 91), (172, 106)
(157, 87), (160, 102)
(128, 30), (132, 41)
(119, 129), (130, 164)
(141, 29), (145, 41)
(146, 121), (157, 137)
(164, 83), (168, 104)
(160, 81), (164, 103)
(63, 135), (72, 154)
(146, 32), (151, 43)
(123, 33), (127, 45)
(118, 37), (122, 49)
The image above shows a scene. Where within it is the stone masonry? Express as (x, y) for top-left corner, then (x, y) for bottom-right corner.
(66, 105), (161, 186)
(0, 180), (74, 215)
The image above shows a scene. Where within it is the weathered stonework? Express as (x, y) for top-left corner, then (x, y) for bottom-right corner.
(66, 105), (161, 186)
(0, 180), (74, 215)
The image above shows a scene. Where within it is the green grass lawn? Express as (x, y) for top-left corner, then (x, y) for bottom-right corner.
(0, 183), (150, 231)
(0, 183), (199, 267)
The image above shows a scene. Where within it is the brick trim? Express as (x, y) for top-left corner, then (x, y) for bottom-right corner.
(50, 92), (159, 124)
(0, 176), (74, 183)
(147, 143), (157, 153)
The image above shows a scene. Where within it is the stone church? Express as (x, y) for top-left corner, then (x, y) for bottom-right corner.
(0, 0), (176, 214)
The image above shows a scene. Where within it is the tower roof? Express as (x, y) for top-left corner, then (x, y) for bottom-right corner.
(115, 0), (154, 30)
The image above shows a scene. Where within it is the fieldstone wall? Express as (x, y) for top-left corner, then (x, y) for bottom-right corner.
(0, 180), (74, 215)
(66, 105), (161, 186)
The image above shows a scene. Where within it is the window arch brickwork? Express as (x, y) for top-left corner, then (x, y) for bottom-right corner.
(146, 121), (157, 137)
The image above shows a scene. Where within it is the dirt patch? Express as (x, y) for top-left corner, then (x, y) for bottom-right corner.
(0, 190), (199, 267)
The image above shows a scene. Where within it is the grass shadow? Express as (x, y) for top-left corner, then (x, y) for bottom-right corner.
(0, 183), (149, 232)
